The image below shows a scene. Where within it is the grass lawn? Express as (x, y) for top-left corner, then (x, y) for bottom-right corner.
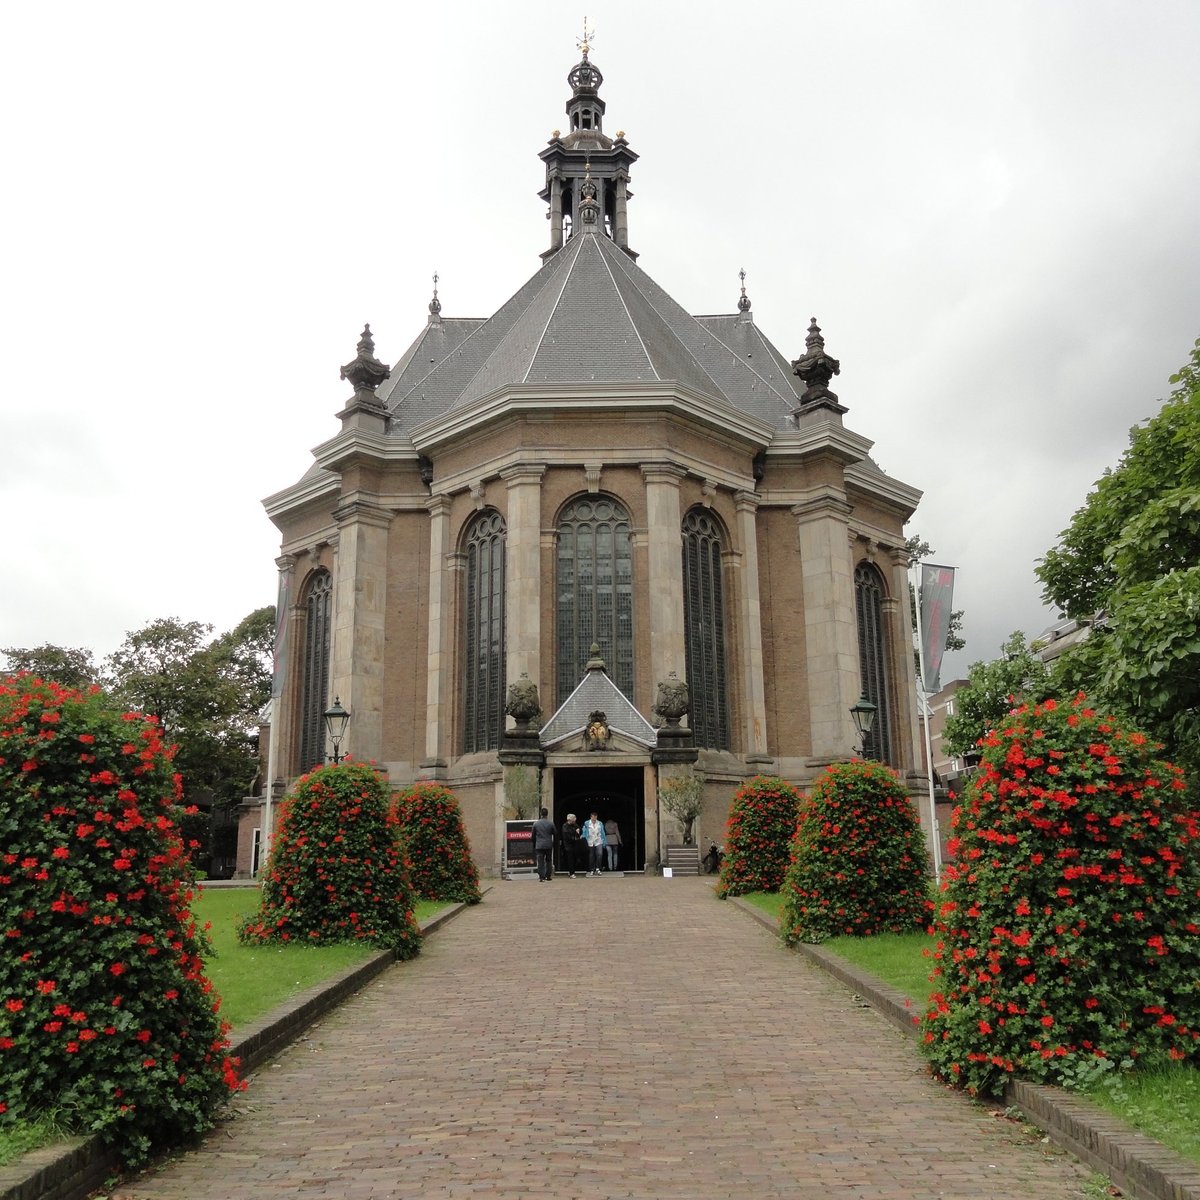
(0, 888), (453, 1167)
(725, 889), (1200, 1167)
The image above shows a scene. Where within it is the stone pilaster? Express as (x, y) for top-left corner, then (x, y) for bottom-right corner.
(501, 464), (546, 720)
(641, 463), (687, 689)
(734, 491), (771, 762)
(422, 495), (453, 769)
(793, 488), (860, 762)
(330, 499), (391, 764)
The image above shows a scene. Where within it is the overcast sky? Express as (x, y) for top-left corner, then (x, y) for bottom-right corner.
(3, 0), (1198, 684)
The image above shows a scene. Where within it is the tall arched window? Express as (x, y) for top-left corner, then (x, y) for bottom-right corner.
(682, 509), (730, 749)
(556, 496), (633, 704)
(854, 562), (894, 764)
(463, 509), (506, 753)
(297, 569), (332, 772)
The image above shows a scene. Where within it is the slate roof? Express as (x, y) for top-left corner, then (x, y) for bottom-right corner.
(379, 231), (806, 437)
(539, 660), (658, 750)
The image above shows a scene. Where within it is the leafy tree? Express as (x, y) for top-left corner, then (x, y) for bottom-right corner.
(658, 774), (704, 845)
(1, 643), (99, 690)
(104, 610), (273, 816)
(1037, 338), (1200, 786)
(942, 631), (1053, 759)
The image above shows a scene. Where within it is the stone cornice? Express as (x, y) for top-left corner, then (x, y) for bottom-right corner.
(844, 461), (922, 516)
(263, 469), (341, 522)
(409, 381), (776, 455)
(766, 421), (874, 468)
(312, 428), (420, 474)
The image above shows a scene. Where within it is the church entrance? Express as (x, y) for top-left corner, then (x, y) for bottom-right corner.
(553, 766), (645, 874)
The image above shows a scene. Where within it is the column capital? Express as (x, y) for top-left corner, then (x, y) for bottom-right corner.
(791, 487), (853, 525)
(500, 463), (547, 486)
(425, 493), (453, 517)
(733, 489), (760, 513)
(275, 553), (297, 573)
(333, 497), (393, 529)
(641, 462), (688, 487)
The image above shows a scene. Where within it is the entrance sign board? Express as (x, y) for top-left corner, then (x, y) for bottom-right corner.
(504, 820), (536, 875)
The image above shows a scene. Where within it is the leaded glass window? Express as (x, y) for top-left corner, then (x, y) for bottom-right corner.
(298, 570), (332, 771)
(463, 510), (506, 753)
(556, 496), (633, 704)
(854, 562), (893, 764)
(682, 509), (730, 749)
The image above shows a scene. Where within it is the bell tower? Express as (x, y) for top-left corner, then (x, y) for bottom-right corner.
(539, 24), (639, 260)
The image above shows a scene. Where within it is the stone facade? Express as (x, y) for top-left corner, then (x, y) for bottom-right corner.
(257, 48), (926, 876)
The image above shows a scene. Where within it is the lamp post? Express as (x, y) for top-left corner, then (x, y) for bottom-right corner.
(323, 697), (351, 764)
(849, 694), (877, 758)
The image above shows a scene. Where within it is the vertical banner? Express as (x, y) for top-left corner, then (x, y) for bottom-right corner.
(918, 564), (955, 694)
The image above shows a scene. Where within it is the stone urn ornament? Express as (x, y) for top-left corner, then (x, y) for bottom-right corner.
(504, 673), (541, 732)
(652, 671), (689, 728)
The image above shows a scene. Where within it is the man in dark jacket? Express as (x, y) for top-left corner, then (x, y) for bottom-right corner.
(532, 807), (557, 882)
(560, 812), (582, 877)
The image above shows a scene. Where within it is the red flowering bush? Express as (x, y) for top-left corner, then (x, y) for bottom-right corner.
(922, 694), (1200, 1096)
(0, 677), (240, 1168)
(239, 763), (421, 959)
(392, 783), (481, 905)
(781, 759), (929, 944)
(716, 775), (802, 897)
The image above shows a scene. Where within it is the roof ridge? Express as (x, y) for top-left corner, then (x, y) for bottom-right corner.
(697, 317), (801, 415)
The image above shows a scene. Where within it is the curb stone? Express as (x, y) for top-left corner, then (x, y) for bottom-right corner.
(0, 893), (484, 1200)
(728, 894), (1200, 1200)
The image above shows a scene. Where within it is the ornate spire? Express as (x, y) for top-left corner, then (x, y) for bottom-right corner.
(428, 271), (442, 321)
(579, 160), (600, 229)
(790, 317), (844, 414)
(737, 267), (752, 314)
(340, 324), (390, 401)
(540, 27), (638, 260)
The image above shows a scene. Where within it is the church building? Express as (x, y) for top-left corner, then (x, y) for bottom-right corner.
(260, 43), (926, 875)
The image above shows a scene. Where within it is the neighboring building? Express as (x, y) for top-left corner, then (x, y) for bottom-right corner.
(257, 45), (926, 875)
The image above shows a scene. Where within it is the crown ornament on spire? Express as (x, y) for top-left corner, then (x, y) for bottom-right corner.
(790, 317), (843, 412)
(429, 271), (442, 318)
(340, 324), (390, 399)
(737, 267), (752, 314)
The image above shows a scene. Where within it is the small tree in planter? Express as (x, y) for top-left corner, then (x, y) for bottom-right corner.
(0, 676), (241, 1168)
(238, 762), (421, 959)
(781, 759), (928, 944)
(716, 775), (802, 898)
(659, 773), (704, 846)
(393, 783), (481, 905)
(921, 694), (1200, 1097)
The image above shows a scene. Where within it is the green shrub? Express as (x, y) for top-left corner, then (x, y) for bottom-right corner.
(716, 775), (802, 898)
(782, 759), (929, 944)
(921, 694), (1200, 1096)
(0, 677), (240, 1168)
(238, 762), (421, 959)
(392, 783), (481, 905)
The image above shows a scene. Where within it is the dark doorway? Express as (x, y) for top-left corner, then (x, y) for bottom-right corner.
(553, 766), (645, 873)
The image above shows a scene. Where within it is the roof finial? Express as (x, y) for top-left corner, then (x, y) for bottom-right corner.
(579, 158), (599, 228)
(577, 15), (594, 60)
(790, 316), (844, 415)
(340, 323), (390, 399)
(429, 270), (442, 319)
(737, 267), (752, 314)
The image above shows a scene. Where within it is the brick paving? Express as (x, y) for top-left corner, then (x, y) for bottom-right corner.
(125, 877), (1092, 1199)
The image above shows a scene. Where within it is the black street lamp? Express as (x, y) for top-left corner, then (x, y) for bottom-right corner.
(323, 697), (351, 764)
(849, 694), (877, 758)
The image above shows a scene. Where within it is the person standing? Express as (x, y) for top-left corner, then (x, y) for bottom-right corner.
(582, 811), (606, 877)
(604, 817), (622, 872)
(532, 807), (556, 882)
(560, 812), (582, 877)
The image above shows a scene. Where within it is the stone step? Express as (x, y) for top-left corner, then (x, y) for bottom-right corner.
(664, 845), (701, 876)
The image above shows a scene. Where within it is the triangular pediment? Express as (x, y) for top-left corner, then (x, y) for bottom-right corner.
(539, 661), (657, 750)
